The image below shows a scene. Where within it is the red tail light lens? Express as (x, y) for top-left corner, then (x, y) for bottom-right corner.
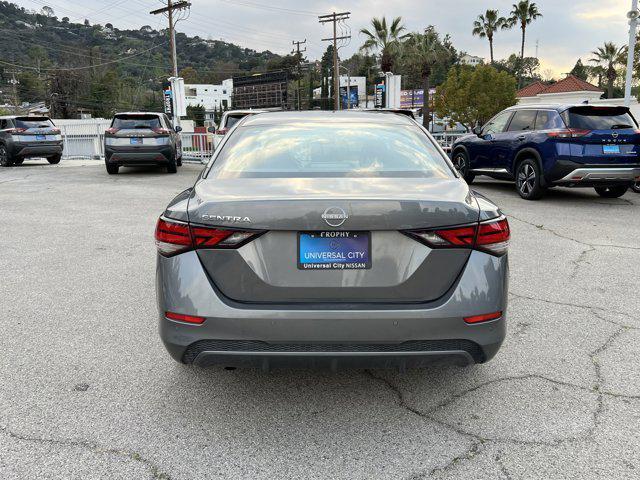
(155, 217), (262, 256)
(464, 311), (502, 324)
(155, 218), (192, 256)
(475, 218), (510, 255)
(406, 216), (510, 256)
(546, 128), (591, 138)
(152, 128), (171, 134)
(6, 128), (27, 134)
(165, 311), (205, 324)
(105, 127), (119, 134)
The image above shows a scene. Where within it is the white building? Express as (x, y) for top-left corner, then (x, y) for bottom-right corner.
(184, 79), (233, 111)
(313, 76), (367, 104)
(460, 54), (484, 66)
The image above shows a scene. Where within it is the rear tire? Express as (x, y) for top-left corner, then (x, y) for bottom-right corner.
(14, 158), (24, 165)
(452, 150), (475, 184)
(47, 154), (62, 164)
(105, 162), (119, 175)
(515, 158), (546, 200)
(631, 181), (640, 194)
(594, 185), (628, 198)
(166, 154), (177, 174)
(0, 144), (13, 167)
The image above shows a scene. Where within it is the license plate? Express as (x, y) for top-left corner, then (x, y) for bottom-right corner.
(603, 144), (620, 154)
(298, 231), (371, 270)
(130, 137), (143, 145)
(36, 134), (46, 140)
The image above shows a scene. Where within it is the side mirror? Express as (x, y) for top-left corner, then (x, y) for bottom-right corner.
(174, 125), (183, 133)
(472, 126), (482, 136)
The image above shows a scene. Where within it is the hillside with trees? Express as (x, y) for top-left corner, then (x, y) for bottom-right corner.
(0, 1), (285, 116)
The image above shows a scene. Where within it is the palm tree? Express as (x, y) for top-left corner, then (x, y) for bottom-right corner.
(506, 1), (542, 59)
(402, 27), (449, 129)
(590, 42), (626, 98)
(472, 9), (506, 64)
(360, 16), (409, 72)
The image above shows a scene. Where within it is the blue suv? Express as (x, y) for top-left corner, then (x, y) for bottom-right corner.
(451, 104), (640, 200)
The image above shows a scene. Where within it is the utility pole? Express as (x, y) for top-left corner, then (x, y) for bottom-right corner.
(292, 39), (307, 110)
(624, 0), (639, 106)
(319, 11), (350, 110)
(150, 0), (191, 77)
(6, 70), (20, 114)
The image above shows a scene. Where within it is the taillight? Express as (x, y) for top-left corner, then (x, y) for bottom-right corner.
(155, 217), (262, 257)
(152, 128), (171, 134)
(6, 128), (27, 134)
(155, 218), (191, 256)
(216, 127), (229, 135)
(475, 218), (510, 255)
(105, 127), (119, 134)
(546, 128), (591, 138)
(406, 216), (510, 256)
(165, 311), (206, 324)
(51, 128), (61, 134)
(464, 311), (502, 324)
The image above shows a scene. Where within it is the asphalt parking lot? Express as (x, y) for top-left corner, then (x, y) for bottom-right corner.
(1, 160), (638, 480)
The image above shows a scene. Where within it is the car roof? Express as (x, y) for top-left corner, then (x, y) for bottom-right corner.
(241, 110), (416, 127)
(0, 115), (50, 119)
(223, 109), (267, 116)
(503, 103), (631, 113)
(113, 111), (164, 116)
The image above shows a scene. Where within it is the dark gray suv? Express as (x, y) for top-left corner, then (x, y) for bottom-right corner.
(0, 115), (63, 167)
(104, 112), (182, 174)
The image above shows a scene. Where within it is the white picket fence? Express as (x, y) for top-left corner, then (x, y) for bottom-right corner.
(54, 119), (465, 162)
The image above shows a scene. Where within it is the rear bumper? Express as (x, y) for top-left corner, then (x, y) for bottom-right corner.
(105, 145), (173, 165)
(555, 167), (640, 184)
(156, 250), (508, 368)
(9, 141), (63, 158)
(546, 159), (640, 186)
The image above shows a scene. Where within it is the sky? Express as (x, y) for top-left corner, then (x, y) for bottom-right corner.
(12, 0), (637, 78)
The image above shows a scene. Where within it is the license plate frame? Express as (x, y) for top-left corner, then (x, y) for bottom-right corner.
(297, 231), (371, 271)
(130, 137), (143, 145)
(602, 144), (620, 154)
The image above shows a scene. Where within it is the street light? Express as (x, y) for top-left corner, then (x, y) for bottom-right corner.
(624, 0), (639, 106)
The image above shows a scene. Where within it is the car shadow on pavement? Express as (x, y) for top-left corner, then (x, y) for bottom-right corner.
(473, 180), (636, 205)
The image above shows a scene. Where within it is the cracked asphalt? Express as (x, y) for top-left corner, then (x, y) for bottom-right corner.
(1, 160), (638, 480)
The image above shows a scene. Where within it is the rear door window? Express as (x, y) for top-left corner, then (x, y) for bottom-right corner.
(507, 110), (536, 131)
(112, 115), (161, 130)
(482, 111), (512, 135)
(15, 117), (55, 129)
(561, 107), (637, 130)
(534, 110), (565, 130)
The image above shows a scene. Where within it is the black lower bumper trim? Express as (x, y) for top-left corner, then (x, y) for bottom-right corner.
(182, 339), (486, 368)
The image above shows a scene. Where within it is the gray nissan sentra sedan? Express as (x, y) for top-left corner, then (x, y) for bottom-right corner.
(155, 111), (510, 370)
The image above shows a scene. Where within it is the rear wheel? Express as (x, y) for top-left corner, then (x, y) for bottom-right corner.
(166, 154), (177, 174)
(14, 158), (24, 165)
(594, 185), (628, 198)
(0, 144), (13, 167)
(105, 162), (119, 175)
(515, 158), (546, 200)
(47, 154), (62, 164)
(452, 150), (475, 184)
(631, 181), (640, 194)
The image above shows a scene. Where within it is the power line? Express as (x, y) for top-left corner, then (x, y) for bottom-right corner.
(150, 0), (191, 76)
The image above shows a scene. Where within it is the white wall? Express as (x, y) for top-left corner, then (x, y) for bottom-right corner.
(184, 80), (232, 110)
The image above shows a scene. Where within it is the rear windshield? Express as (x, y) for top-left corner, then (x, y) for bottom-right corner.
(15, 117), (54, 129)
(209, 123), (453, 179)
(562, 107), (637, 130)
(112, 115), (161, 129)
(224, 114), (247, 129)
